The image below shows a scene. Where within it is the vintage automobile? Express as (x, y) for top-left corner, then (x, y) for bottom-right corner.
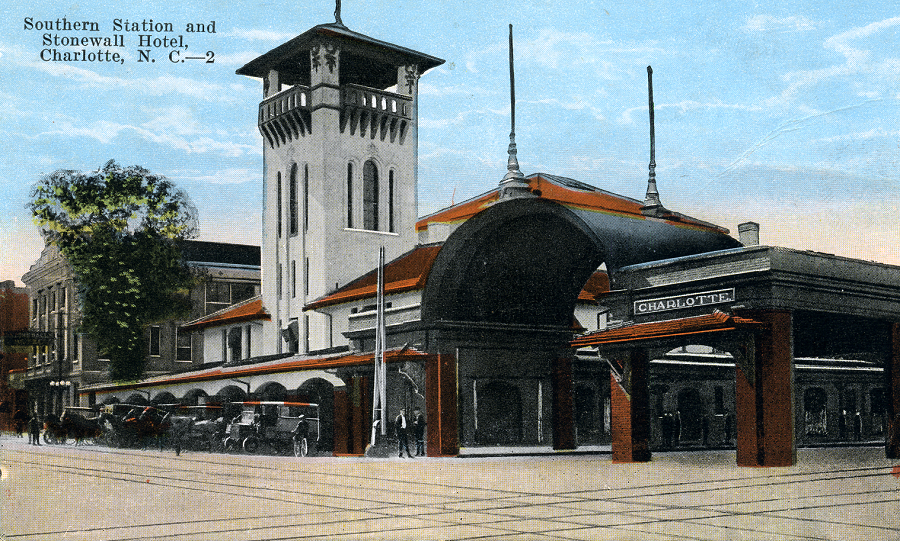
(223, 401), (319, 456)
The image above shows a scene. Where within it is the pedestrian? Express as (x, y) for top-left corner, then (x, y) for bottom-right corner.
(13, 408), (27, 438)
(29, 414), (41, 445)
(395, 409), (412, 458)
(413, 408), (426, 456)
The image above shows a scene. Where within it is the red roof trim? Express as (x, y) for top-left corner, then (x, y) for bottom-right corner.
(84, 348), (432, 394)
(181, 297), (270, 332)
(304, 245), (442, 311)
(571, 311), (765, 348)
(415, 174), (729, 235)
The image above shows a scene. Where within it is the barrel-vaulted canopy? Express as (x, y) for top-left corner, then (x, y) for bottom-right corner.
(421, 174), (741, 329)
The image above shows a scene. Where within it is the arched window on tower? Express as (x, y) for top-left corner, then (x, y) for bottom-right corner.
(346, 163), (353, 228)
(363, 160), (379, 231)
(289, 164), (298, 236)
(303, 164), (309, 232)
(388, 169), (395, 233)
(276, 172), (282, 238)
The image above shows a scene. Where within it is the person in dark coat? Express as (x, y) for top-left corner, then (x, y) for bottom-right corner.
(28, 414), (41, 445)
(412, 408), (426, 456)
(13, 409), (28, 438)
(395, 409), (412, 458)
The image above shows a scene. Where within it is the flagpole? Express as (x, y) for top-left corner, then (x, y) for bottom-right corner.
(371, 246), (388, 446)
(377, 246), (387, 436)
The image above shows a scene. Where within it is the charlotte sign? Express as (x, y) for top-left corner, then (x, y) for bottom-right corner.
(634, 288), (735, 315)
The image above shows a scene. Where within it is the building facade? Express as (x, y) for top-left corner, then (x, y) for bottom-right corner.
(0, 280), (31, 431)
(22, 241), (260, 415)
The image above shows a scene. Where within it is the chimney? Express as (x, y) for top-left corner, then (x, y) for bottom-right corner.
(738, 222), (760, 246)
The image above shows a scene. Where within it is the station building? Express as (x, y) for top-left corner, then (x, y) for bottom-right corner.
(80, 14), (900, 466)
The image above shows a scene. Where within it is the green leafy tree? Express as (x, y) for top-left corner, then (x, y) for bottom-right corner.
(29, 160), (199, 381)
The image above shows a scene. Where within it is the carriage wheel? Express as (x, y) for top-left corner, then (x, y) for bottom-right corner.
(242, 437), (259, 454)
(43, 432), (54, 444)
(223, 437), (236, 452)
(293, 437), (308, 457)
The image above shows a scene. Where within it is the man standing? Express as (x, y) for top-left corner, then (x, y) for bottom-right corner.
(395, 409), (412, 458)
(28, 413), (41, 445)
(413, 408), (426, 456)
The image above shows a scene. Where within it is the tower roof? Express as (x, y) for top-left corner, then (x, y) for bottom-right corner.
(236, 23), (444, 88)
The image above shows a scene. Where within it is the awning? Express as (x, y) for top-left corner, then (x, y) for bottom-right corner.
(571, 310), (766, 349)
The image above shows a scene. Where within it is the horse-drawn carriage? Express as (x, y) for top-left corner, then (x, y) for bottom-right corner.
(99, 403), (173, 449)
(43, 406), (104, 445)
(223, 401), (319, 456)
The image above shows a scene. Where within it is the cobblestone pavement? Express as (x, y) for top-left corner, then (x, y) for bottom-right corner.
(1, 436), (898, 540)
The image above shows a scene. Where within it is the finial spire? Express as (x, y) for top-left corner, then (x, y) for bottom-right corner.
(334, 0), (346, 27)
(499, 24), (533, 200)
(642, 65), (666, 215)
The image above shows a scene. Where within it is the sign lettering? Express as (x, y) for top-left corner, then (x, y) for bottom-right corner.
(634, 288), (735, 315)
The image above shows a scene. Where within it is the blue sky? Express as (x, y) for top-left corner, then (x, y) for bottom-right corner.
(2, 0), (898, 284)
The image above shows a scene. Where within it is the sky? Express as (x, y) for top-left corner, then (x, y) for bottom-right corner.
(1, 0), (898, 285)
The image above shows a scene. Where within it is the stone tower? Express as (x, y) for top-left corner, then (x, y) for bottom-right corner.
(237, 19), (443, 354)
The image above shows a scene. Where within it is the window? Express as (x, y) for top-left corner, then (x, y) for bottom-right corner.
(176, 329), (192, 362)
(388, 169), (395, 232)
(304, 257), (309, 297)
(303, 164), (309, 232)
(804, 387), (827, 435)
(205, 281), (231, 315)
(245, 325), (252, 359)
(289, 163), (298, 236)
(291, 260), (297, 298)
(346, 163), (353, 228)
(363, 160), (379, 230)
(276, 172), (282, 238)
(228, 327), (242, 362)
(149, 326), (161, 357)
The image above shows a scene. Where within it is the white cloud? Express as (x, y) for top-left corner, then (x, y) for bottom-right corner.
(742, 15), (816, 33)
(180, 168), (257, 185)
(772, 17), (900, 105)
(616, 99), (762, 125)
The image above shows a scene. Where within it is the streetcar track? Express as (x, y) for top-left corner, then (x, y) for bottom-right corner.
(3, 442), (898, 541)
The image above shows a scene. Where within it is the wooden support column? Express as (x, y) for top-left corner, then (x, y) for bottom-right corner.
(887, 323), (900, 459)
(425, 353), (458, 457)
(552, 355), (575, 450)
(610, 348), (651, 463)
(345, 375), (371, 456)
(332, 386), (349, 455)
(735, 310), (795, 467)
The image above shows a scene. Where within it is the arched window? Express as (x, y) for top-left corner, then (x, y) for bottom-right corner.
(289, 164), (298, 236)
(388, 169), (395, 232)
(276, 172), (282, 237)
(363, 160), (379, 231)
(346, 163), (353, 228)
(303, 164), (309, 232)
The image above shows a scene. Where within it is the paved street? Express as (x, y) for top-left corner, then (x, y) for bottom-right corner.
(1, 436), (899, 540)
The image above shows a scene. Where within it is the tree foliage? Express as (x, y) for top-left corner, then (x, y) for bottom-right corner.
(29, 160), (199, 381)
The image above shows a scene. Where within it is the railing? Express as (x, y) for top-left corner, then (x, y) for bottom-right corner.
(258, 85), (311, 125)
(341, 84), (412, 120)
